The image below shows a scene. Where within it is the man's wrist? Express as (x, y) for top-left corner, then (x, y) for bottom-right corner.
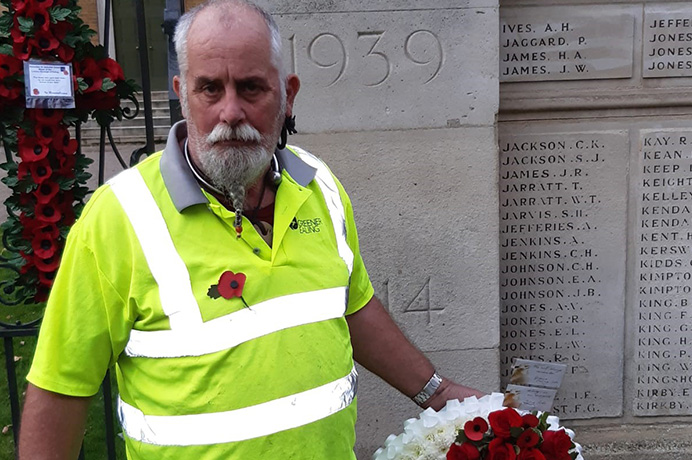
(412, 371), (443, 407)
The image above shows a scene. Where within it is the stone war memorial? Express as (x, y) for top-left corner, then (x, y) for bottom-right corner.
(263, 0), (692, 458)
(1, 0), (692, 458)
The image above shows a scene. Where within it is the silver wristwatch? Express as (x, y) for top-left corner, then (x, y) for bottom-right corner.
(412, 371), (443, 406)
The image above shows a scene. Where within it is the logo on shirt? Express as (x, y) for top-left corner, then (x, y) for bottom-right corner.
(290, 217), (322, 234)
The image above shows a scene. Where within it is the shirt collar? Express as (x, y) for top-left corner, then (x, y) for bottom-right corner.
(160, 120), (317, 212)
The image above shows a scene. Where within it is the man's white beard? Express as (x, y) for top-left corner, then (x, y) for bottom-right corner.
(188, 120), (275, 211)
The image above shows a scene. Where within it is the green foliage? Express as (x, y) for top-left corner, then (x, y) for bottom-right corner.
(16, 17), (33, 34)
(49, 7), (73, 23)
(101, 78), (116, 92)
(76, 77), (88, 93)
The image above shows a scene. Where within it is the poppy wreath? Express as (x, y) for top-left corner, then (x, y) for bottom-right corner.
(0, 0), (137, 303)
(373, 394), (583, 460)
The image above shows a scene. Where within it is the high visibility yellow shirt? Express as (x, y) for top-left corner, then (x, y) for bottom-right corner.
(28, 122), (374, 459)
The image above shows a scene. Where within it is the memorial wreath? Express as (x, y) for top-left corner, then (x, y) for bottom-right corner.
(373, 393), (584, 460)
(0, 0), (137, 303)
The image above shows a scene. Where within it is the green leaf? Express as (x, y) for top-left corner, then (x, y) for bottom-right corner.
(509, 426), (524, 438)
(17, 16), (34, 33)
(101, 78), (116, 92)
(0, 43), (11, 56)
(2, 175), (18, 187)
(49, 6), (72, 23)
(0, 11), (12, 29)
(77, 77), (88, 93)
(0, 161), (17, 172)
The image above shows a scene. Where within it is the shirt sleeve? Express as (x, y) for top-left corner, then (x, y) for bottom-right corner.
(27, 192), (134, 397)
(334, 177), (375, 316)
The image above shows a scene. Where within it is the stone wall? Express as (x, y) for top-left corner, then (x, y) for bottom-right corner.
(498, 0), (692, 456)
(263, 1), (502, 457)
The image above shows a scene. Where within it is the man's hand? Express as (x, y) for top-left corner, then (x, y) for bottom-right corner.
(422, 378), (486, 411)
(346, 296), (485, 408)
(19, 384), (91, 460)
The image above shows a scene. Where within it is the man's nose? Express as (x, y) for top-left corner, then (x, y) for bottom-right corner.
(219, 89), (246, 126)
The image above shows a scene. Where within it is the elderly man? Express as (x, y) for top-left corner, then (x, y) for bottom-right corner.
(19, 1), (483, 459)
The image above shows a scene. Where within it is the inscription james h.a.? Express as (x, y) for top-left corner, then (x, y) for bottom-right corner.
(499, 131), (628, 419)
(500, 8), (634, 82)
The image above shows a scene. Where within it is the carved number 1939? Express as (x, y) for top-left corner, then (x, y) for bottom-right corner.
(287, 30), (444, 87)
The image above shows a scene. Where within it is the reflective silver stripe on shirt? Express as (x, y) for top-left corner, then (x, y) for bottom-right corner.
(109, 168), (203, 330)
(125, 286), (347, 358)
(291, 147), (354, 275)
(118, 366), (358, 446)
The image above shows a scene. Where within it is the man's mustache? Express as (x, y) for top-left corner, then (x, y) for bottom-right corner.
(207, 123), (262, 145)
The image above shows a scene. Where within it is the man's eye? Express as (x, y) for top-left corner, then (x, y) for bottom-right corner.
(202, 84), (219, 95)
(240, 81), (263, 95)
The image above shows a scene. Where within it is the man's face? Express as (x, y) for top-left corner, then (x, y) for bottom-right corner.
(174, 7), (292, 194)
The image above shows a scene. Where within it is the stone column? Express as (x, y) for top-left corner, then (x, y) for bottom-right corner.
(267, 1), (501, 457)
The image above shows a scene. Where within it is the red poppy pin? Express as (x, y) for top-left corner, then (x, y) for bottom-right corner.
(208, 270), (249, 307)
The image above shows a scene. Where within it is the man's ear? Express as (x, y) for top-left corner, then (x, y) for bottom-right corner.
(173, 75), (188, 118)
(284, 74), (300, 117)
(173, 75), (182, 99)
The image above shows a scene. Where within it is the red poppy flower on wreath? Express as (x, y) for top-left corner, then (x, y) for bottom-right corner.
(32, 234), (57, 259)
(463, 417), (489, 442)
(486, 437), (517, 460)
(31, 108), (64, 125)
(25, 3), (52, 32)
(76, 57), (105, 93)
(34, 122), (57, 143)
(19, 139), (49, 163)
(34, 254), (60, 272)
(12, 38), (32, 61)
(488, 407), (523, 439)
(99, 57), (125, 82)
(32, 30), (61, 55)
(29, 159), (53, 184)
(0, 54), (22, 79)
(51, 19), (73, 41)
(517, 447), (546, 460)
(539, 430), (573, 460)
(56, 153), (76, 177)
(33, 182), (60, 204)
(516, 428), (540, 449)
(447, 442), (480, 460)
(38, 269), (56, 288)
(10, 0), (30, 14)
(521, 414), (540, 429)
(55, 42), (75, 62)
(35, 202), (62, 224)
(52, 126), (78, 155)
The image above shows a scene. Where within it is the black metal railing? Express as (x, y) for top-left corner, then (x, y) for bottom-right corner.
(0, 0), (179, 457)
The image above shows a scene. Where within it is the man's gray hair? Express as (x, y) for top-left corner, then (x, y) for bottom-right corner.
(174, 0), (286, 114)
